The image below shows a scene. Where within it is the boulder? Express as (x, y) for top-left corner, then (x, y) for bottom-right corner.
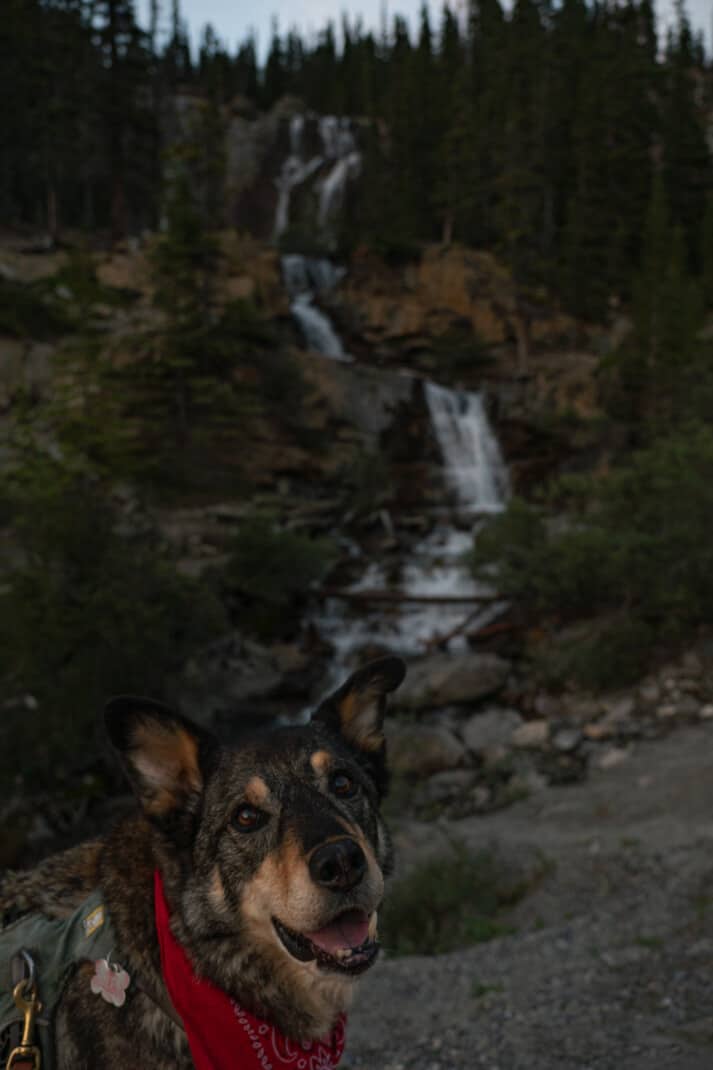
(395, 653), (510, 712)
(178, 633), (284, 726)
(511, 720), (550, 749)
(386, 724), (466, 778)
(413, 769), (478, 806)
(461, 707), (523, 755)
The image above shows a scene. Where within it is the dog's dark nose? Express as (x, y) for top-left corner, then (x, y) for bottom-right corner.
(309, 838), (366, 891)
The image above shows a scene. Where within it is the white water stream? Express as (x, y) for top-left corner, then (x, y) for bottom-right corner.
(282, 254), (350, 361)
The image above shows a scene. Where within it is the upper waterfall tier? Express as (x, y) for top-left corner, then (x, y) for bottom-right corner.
(273, 113), (361, 243)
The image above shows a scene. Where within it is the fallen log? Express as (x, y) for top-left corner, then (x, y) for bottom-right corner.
(319, 587), (505, 606)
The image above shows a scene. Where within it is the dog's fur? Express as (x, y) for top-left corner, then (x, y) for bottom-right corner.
(0, 656), (406, 1069)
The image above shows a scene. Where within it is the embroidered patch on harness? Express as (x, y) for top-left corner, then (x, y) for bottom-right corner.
(82, 905), (105, 938)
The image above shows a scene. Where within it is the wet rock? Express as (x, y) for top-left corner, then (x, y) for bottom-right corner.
(699, 704), (713, 719)
(395, 653), (511, 712)
(387, 725), (467, 778)
(511, 720), (549, 749)
(461, 707), (523, 755)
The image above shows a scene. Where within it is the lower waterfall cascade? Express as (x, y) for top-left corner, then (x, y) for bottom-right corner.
(279, 251), (511, 693)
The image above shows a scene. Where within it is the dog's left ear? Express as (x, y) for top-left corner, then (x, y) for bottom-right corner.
(312, 656), (406, 755)
(104, 696), (218, 828)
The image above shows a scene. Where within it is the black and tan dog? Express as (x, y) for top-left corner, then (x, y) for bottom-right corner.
(0, 655), (406, 1068)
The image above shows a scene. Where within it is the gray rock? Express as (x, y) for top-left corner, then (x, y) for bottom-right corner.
(414, 769), (478, 805)
(638, 681), (661, 705)
(563, 695), (602, 723)
(600, 694), (636, 723)
(178, 633), (284, 725)
(387, 724), (467, 778)
(533, 692), (562, 718)
(675, 695), (700, 718)
(461, 707), (523, 755)
(551, 726), (582, 753)
(511, 720), (550, 749)
(395, 653), (510, 712)
(595, 746), (630, 770)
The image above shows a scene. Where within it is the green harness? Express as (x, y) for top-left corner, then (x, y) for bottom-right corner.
(0, 890), (116, 1070)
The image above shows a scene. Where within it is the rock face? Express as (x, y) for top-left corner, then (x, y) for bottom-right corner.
(395, 653), (511, 712)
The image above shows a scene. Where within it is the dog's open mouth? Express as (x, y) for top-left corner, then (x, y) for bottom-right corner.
(273, 909), (378, 974)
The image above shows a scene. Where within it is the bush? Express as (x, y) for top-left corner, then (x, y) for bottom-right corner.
(380, 845), (526, 956)
(470, 424), (713, 687)
(225, 515), (336, 639)
(0, 277), (70, 339)
(0, 454), (226, 790)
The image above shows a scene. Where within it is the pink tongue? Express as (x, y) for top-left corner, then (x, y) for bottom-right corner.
(306, 910), (370, 954)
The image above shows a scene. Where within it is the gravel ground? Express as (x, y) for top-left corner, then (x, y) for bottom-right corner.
(345, 722), (713, 1069)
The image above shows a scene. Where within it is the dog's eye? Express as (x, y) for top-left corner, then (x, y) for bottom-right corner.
(233, 804), (266, 832)
(330, 772), (357, 798)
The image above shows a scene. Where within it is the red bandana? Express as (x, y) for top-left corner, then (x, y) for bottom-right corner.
(153, 870), (346, 1070)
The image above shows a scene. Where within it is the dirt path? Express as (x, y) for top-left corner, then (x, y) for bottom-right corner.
(345, 722), (713, 1069)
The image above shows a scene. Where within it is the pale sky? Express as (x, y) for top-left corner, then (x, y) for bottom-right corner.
(136, 0), (712, 57)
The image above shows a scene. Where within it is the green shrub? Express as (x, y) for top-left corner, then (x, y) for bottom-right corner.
(0, 454), (226, 790)
(470, 424), (713, 687)
(380, 845), (526, 956)
(225, 515), (336, 639)
(0, 277), (70, 339)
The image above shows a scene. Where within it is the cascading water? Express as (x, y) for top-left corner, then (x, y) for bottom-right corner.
(273, 113), (361, 242)
(282, 253), (350, 361)
(273, 115), (323, 242)
(310, 378), (510, 689)
(273, 111), (510, 683)
(425, 382), (510, 514)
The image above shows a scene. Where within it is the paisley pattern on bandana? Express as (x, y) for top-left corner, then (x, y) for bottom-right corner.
(233, 1005), (346, 1070)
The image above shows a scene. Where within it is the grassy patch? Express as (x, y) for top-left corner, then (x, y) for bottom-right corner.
(471, 980), (504, 999)
(635, 934), (664, 950)
(380, 844), (531, 956)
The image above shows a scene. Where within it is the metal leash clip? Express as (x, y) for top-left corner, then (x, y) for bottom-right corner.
(6, 960), (42, 1070)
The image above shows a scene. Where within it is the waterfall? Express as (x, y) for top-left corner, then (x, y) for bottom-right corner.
(272, 149), (511, 680)
(319, 152), (361, 229)
(282, 253), (350, 362)
(273, 113), (362, 242)
(425, 382), (509, 514)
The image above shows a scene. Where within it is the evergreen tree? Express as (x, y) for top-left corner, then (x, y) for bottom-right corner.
(660, 0), (711, 269)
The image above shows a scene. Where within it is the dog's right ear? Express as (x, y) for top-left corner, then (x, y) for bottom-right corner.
(105, 697), (218, 825)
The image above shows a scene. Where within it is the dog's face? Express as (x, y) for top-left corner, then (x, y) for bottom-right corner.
(105, 656), (405, 1040)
